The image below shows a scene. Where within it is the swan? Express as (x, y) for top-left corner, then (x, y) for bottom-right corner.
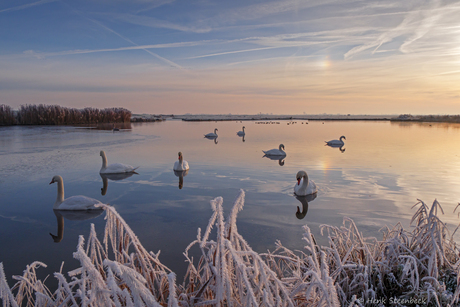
(237, 126), (245, 136)
(263, 144), (286, 156)
(294, 170), (318, 196)
(325, 136), (346, 146)
(173, 152), (189, 171)
(204, 128), (218, 138)
(100, 150), (138, 174)
(50, 175), (103, 210)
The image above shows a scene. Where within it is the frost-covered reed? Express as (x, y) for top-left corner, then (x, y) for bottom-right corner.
(1, 193), (459, 306)
(0, 104), (131, 126)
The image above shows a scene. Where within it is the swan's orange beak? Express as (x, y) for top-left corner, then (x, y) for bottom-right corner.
(297, 178), (301, 185)
(49, 180), (54, 185)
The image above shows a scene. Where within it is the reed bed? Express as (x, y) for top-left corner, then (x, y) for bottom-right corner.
(0, 105), (16, 126)
(1, 191), (459, 306)
(0, 104), (131, 126)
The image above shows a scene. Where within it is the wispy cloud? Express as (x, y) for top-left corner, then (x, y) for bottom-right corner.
(102, 12), (211, 33)
(66, 5), (184, 69)
(0, 0), (58, 13)
(344, 0), (458, 59)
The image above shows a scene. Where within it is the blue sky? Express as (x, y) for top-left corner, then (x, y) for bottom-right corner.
(1, 0), (460, 114)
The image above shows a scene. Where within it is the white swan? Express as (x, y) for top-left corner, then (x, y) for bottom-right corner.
(204, 128), (218, 138)
(100, 150), (138, 174)
(173, 151), (189, 171)
(294, 170), (318, 196)
(50, 175), (103, 210)
(237, 126), (245, 136)
(325, 135), (346, 146)
(263, 144), (286, 156)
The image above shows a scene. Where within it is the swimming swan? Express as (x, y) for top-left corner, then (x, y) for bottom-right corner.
(237, 126), (245, 136)
(263, 144), (286, 156)
(173, 152), (189, 171)
(325, 136), (346, 146)
(50, 175), (103, 210)
(294, 170), (318, 196)
(100, 150), (138, 174)
(204, 128), (218, 138)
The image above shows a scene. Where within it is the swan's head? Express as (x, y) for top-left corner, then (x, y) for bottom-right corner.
(100, 150), (105, 157)
(279, 144), (285, 150)
(295, 171), (308, 185)
(49, 175), (62, 185)
(340, 136), (346, 140)
(178, 152), (183, 160)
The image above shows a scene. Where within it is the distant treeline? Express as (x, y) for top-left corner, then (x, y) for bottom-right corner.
(0, 104), (131, 126)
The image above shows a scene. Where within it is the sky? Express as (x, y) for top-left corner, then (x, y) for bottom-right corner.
(1, 0), (460, 115)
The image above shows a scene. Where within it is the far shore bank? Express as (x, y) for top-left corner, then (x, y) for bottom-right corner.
(170, 113), (460, 123)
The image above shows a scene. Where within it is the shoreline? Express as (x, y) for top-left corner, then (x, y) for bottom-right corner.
(171, 113), (460, 123)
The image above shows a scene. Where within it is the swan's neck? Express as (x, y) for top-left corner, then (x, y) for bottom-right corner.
(340, 136), (345, 141)
(279, 145), (284, 151)
(178, 156), (183, 164)
(300, 176), (309, 189)
(214, 129), (217, 134)
(54, 180), (65, 209)
(101, 152), (108, 169)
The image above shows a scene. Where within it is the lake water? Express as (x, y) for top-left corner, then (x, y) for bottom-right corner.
(1, 119), (460, 287)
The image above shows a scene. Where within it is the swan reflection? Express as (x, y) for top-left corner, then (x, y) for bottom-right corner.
(174, 170), (189, 189)
(262, 154), (285, 166)
(100, 172), (137, 195)
(204, 136), (218, 144)
(50, 209), (104, 243)
(326, 143), (346, 153)
(294, 193), (317, 220)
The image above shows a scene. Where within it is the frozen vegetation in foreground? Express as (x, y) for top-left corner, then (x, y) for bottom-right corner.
(1, 190), (460, 306)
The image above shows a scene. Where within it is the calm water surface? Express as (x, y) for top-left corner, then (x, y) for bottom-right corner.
(1, 120), (460, 285)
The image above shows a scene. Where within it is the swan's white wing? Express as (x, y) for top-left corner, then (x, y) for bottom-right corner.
(58, 196), (103, 210)
(204, 133), (217, 138)
(326, 140), (343, 145)
(263, 149), (286, 156)
(102, 163), (137, 174)
(182, 161), (189, 170)
(174, 160), (189, 171)
(306, 180), (318, 194)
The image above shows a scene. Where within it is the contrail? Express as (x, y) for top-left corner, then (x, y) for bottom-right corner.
(64, 3), (184, 69)
(0, 0), (59, 13)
